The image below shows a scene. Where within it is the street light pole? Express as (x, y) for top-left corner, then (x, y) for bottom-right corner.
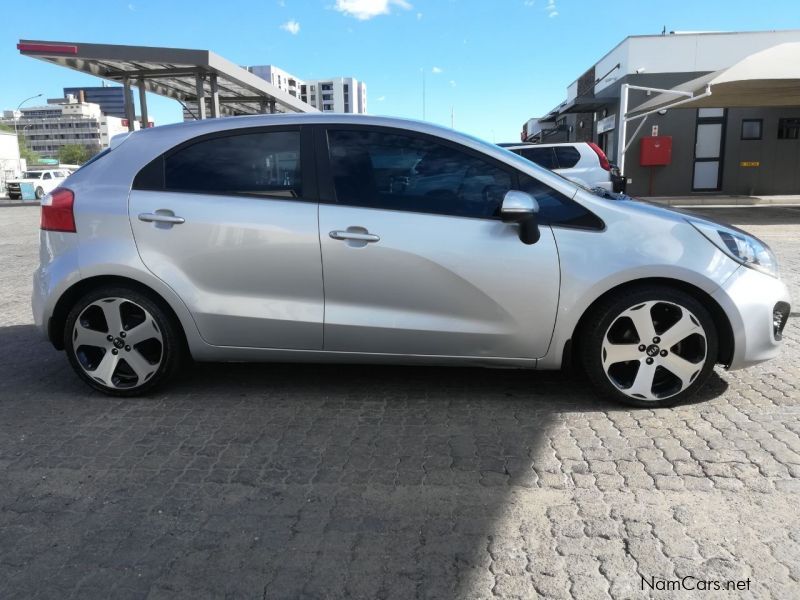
(14, 93), (42, 172)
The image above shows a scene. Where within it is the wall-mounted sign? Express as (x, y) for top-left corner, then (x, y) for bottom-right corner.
(597, 114), (616, 134)
(740, 161), (760, 167)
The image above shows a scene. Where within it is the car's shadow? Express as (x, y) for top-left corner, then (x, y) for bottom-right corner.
(0, 324), (728, 598)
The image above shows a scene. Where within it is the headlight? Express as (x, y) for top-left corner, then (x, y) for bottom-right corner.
(688, 219), (778, 278)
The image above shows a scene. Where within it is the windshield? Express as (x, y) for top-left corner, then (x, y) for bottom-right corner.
(22, 171), (43, 179)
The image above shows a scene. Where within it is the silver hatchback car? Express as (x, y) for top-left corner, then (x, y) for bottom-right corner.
(33, 114), (790, 407)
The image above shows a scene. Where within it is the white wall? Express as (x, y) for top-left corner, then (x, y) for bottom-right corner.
(592, 30), (800, 94)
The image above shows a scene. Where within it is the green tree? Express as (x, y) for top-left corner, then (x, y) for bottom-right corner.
(19, 140), (40, 165)
(58, 144), (90, 165)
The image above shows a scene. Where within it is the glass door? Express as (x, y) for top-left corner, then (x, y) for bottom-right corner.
(692, 108), (726, 191)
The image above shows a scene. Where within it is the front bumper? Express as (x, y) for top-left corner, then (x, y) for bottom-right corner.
(712, 265), (791, 370)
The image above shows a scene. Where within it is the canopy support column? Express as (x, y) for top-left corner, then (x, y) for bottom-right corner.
(209, 73), (220, 118)
(195, 74), (207, 119)
(123, 77), (136, 132)
(138, 78), (149, 129)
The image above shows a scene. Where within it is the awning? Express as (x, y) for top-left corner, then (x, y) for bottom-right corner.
(630, 42), (800, 115)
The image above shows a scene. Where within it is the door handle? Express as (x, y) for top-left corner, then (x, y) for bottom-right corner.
(329, 230), (380, 243)
(138, 212), (185, 225)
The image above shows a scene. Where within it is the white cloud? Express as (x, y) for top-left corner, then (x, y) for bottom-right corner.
(545, 0), (558, 17)
(416, 11), (423, 20)
(128, 3), (135, 10)
(431, 66), (443, 74)
(377, 95), (386, 101)
(335, 0), (412, 20)
(523, 0), (535, 5)
(449, 80), (457, 87)
(281, 19), (301, 34)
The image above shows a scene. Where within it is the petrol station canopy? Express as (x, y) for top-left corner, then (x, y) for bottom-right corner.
(17, 39), (316, 130)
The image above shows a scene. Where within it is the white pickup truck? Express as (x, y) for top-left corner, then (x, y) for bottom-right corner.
(7, 169), (70, 200)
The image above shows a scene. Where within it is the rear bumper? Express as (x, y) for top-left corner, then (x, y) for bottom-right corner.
(712, 266), (791, 370)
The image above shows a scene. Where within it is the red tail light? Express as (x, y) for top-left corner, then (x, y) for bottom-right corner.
(587, 142), (611, 171)
(41, 188), (76, 232)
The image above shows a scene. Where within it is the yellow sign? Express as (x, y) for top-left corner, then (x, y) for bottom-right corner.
(740, 161), (760, 167)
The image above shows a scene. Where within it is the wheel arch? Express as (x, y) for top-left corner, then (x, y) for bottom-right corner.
(48, 275), (189, 353)
(565, 277), (734, 370)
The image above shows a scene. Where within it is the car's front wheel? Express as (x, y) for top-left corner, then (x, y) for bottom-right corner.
(581, 286), (718, 408)
(64, 286), (184, 396)
(35, 186), (45, 199)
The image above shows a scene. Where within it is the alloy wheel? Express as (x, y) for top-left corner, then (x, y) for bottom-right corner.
(71, 297), (163, 390)
(601, 300), (707, 401)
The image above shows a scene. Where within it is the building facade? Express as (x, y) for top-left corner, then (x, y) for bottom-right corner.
(62, 86), (134, 119)
(1, 96), (137, 160)
(522, 30), (800, 196)
(247, 65), (367, 114)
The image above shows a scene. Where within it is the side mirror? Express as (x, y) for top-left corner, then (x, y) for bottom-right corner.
(500, 190), (541, 245)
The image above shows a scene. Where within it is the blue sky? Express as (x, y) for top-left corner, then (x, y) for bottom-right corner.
(2, 0), (800, 142)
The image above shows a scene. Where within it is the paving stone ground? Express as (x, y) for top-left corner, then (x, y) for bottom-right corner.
(0, 205), (798, 599)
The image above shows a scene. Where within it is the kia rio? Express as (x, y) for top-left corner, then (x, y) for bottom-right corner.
(33, 115), (790, 407)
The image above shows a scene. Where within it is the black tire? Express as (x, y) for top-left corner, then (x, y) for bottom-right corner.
(580, 285), (718, 408)
(63, 285), (184, 396)
(35, 186), (45, 199)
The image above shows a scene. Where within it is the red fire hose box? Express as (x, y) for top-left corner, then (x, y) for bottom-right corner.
(639, 136), (672, 166)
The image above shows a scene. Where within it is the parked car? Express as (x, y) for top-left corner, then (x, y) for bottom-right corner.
(501, 142), (625, 193)
(33, 115), (790, 407)
(7, 169), (69, 200)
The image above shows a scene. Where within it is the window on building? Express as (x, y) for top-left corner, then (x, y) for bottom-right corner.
(741, 119), (762, 140)
(322, 94), (333, 101)
(327, 128), (513, 219)
(777, 118), (800, 140)
(163, 130), (302, 197)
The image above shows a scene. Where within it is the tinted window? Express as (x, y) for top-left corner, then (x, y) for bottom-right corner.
(519, 174), (603, 230)
(164, 131), (301, 197)
(517, 147), (557, 170)
(777, 118), (800, 140)
(554, 146), (581, 168)
(43, 172), (52, 180)
(327, 129), (512, 218)
(741, 119), (762, 140)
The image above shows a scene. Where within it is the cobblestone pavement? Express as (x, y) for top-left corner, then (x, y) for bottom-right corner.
(0, 205), (798, 599)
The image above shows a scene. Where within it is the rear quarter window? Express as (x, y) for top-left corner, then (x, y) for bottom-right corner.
(554, 146), (581, 169)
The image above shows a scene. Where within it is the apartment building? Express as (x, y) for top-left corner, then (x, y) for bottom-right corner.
(247, 65), (367, 114)
(1, 95), (138, 160)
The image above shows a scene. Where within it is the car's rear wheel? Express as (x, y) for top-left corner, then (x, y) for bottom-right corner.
(64, 286), (184, 396)
(581, 286), (718, 408)
(35, 186), (45, 199)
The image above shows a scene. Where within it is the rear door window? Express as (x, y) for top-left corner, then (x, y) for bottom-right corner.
(163, 130), (302, 198)
(517, 147), (557, 170)
(554, 146), (581, 168)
